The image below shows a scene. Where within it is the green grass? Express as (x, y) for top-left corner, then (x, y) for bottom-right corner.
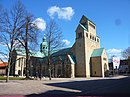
(0, 76), (25, 80)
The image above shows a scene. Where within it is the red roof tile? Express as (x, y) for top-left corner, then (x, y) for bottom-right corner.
(0, 62), (8, 67)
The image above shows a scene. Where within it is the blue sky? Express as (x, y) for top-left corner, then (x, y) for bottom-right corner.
(0, 0), (130, 59)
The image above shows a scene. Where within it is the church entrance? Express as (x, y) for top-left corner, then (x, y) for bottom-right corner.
(104, 63), (108, 77)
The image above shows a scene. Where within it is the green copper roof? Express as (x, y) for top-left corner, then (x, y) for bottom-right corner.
(51, 48), (72, 56)
(31, 51), (45, 57)
(51, 48), (76, 64)
(15, 48), (26, 56)
(81, 15), (96, 26)
(15, 48), (45, 58)
(91, 48), (104, 57)
(79, 15), (96, 31)
(15, 47), (76, 65)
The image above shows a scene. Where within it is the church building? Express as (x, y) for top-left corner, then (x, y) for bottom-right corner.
(10, 15), (109, 78)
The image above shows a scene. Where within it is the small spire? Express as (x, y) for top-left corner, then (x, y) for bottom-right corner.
(43, 35), (46, 42)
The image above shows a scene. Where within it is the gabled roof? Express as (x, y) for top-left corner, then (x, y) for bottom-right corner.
(91, 48), (104, 57)
(14, 47), (76, 64)
(0, 62), (8, 67)
(51, 48), (72, 56)
(31, 51), (45, 58)
(15, 48), (45, 58)
(78, 15), (96, 32)
(81, 15), (96, 26)
(15, 48), (26, 56)
(51, 48), (76, 64)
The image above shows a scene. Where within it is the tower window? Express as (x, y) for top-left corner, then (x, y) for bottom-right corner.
(95, 37), (96, 41)
(103, 58), (107, 61)
(89, 23), (95, 29)
(92, 36), (94, 40)
(78, 32), (82, 38)
(86, 33), (88, 37)
(90, 35), (92, 39)
(19, 60), (20, 67)
(97, 38), (99, 42)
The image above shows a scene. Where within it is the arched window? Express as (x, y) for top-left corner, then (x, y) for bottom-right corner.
(89, 23), (95, 29)
(78, 32), (82, 38)
(86, 33), (88, 37)
(90, 34), (92, 39)
(92, 36), (94, 40)
(97, 38), (99, 42)
(95, 37), (96, 41)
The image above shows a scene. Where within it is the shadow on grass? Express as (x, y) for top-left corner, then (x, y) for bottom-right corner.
(26, 76), (130, 96)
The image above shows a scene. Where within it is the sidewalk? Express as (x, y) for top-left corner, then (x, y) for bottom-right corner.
(0, 75), (129, 96)
(34, 75), (129, 81)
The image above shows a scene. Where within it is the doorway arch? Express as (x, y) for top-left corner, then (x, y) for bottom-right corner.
(104, 63), (108, 77)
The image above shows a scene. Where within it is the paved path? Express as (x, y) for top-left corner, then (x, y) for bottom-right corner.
(0, 76), (129, 96)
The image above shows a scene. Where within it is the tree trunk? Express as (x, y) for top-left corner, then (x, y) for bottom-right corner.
(6, 63), (10, 82)
(25, 52), (29, 79)
(25, 20), (29, 79)
(6, 52), (11, 83)
(48, 53), (52, 80)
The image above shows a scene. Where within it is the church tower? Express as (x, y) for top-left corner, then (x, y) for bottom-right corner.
(75, 15), (100, 78)
(40, 36), (48, 54)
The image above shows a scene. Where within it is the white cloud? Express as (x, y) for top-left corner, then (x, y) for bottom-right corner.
(107, 48), (122, 54)
(32, 18), (46, 31)
(106, 48), (123, 59)
(62, 39), (70, 45)
(47, 6), (74, 20)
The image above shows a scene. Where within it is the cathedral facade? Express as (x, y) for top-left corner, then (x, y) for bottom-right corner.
(11, 15), (109, 78)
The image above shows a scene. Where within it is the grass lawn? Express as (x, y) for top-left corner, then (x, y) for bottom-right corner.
(0, 76), (25, 80)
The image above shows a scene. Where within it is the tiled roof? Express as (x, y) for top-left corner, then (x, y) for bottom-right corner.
(0, 62), (8, 67)
(91, 48), (104, 57)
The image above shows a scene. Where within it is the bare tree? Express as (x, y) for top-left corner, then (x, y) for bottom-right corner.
(44, 20), (64, 80)
(16, 14), (39, 79)
(0, 1), (39, 81)
(0, 1), (27, 82)
(122, 47), (130, 59)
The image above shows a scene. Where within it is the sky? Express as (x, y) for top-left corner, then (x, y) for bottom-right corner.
(0, 0), (130, 59)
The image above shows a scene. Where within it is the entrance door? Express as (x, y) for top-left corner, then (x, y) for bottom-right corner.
(104, 63), (108, 77)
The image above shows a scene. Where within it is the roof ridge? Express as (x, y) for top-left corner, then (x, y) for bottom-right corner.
(79, 23), (87, 31)
(82, 15), (96, 25)
(91, 48), (104, 57)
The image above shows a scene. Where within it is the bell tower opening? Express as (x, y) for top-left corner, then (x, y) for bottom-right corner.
(40, 36), (48, 54)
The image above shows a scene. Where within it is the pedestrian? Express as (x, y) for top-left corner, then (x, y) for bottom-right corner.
(36, 72), (38, 80)
(39, 73), (42, 80)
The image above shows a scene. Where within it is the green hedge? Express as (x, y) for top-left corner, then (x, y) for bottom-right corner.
(0, 76), (25, 80)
